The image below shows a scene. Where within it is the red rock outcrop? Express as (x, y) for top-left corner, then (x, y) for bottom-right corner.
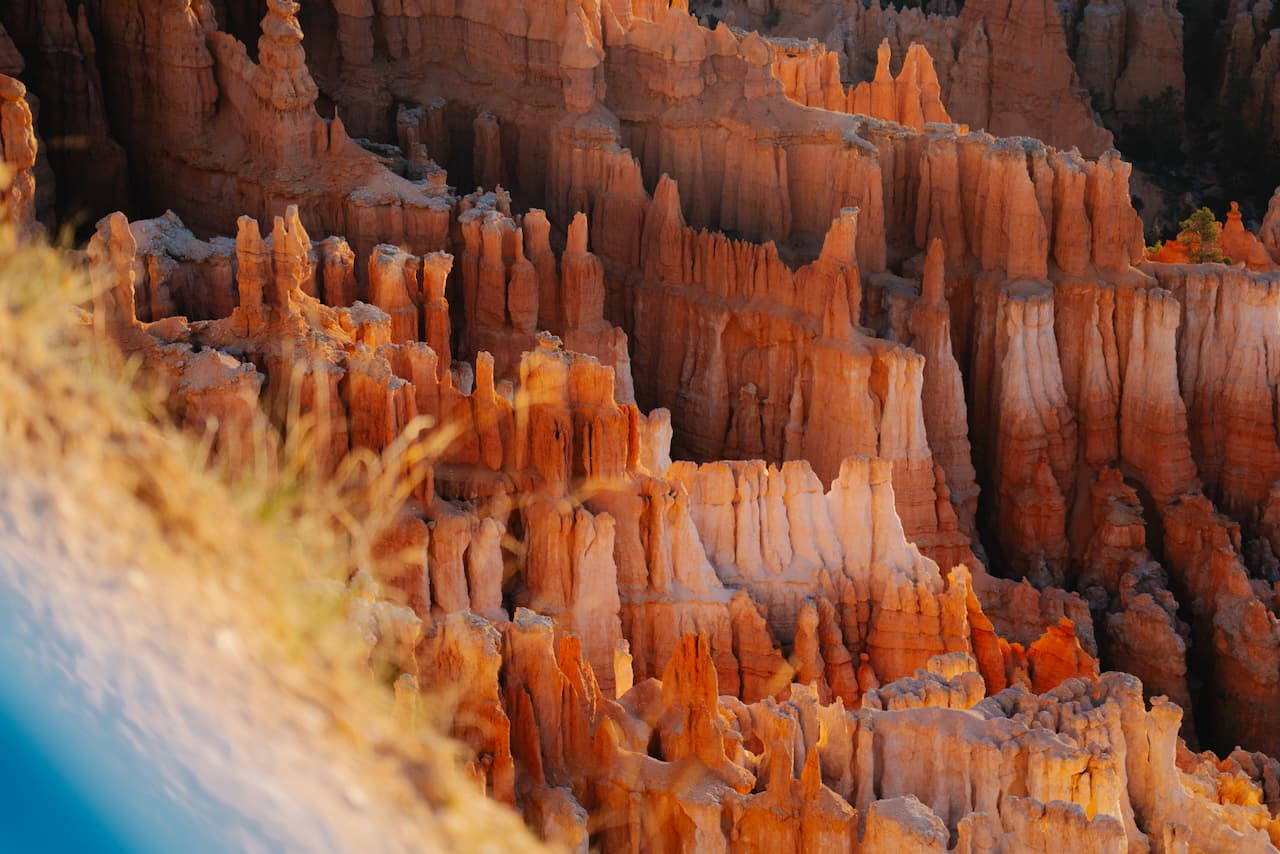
(671, 455), (1009, 696)
(42, 0), (1280, 846)
(249, 2), (1146, 627)
(1220, 202), (1279, 270)
(508, 627), (1277, 850)
(1161, 493), (1280, 758)
(908, 239), (979, 533)
(1077, 0), (1185, 123)
(774, 38), (950, 129)
(0, 74), (38, 236)
(65, 0), (454, 267)
(457, 191), (633, 397)
(1261, 186), (1280, 261)
(0, 0), (128, 225)
(1026, 616), (1099, 693)
(956, 0), (1112, 154)
(1150, 262), (1280, 519)
(732, 0), (1189, 160)
(1150, 202), (1279, 271)
(1082, 468), (1196, 737)
(741, 0), (1118, 157)
(81, 181), (1135, 793)
(1218, 3), (1280, 152)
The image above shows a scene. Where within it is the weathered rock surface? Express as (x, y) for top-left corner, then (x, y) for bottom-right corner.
(14, 0), (1280, 848)
(0, 74), (38, 235)
(0, 0), (128, 226)
(727, 0), (1120, 157)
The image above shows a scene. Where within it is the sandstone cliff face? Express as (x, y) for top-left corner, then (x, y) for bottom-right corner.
(76, 185), (1280, 845)
(1148, 263), (1280, 519)
(16, 0), (1280, 848)
(1082, 469), (1194, 731)
(0, 73), (38, 236)
(727, 0), (1190, 157)
(63, 0), (454, 264)
(0, 25), (53, 226)
(955, 0), (1114, 154)
(456, 190), (633, 396)
(774, 38), (951, 129)
(1261, 187), (1280, 259)
(1221, 202), (1280, 271)
(741, 0), (1120, 157)
(1218, 1), (1280, 152)
(495, 628), (1277, 852)
(670, 456), (1007, 698)
(31, 0), (1146, 601)
(1150, 202), (1279, 271)
(0, 0), (128, 226)
(1074, 0), (1185, 123)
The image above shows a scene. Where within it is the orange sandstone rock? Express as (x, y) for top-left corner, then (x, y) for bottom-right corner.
(60, 0), (1280, 846)
(1026, 617), (1100, 693)
(0, 74), (38, 235)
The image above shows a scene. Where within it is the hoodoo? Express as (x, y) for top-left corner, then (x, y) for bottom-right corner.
(7, 0), (1280, 849)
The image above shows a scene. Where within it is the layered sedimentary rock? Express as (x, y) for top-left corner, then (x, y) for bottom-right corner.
(62, 0), (455, 266)
(0, 25), (53, 226)
(1218, 1), (1280, 150)
(505, 622), (1278, 852)
(0, 74), (38, 235)
(1082, 467), (1196, 738)
(728, 0), (1191, 147)
(722, 0), (1120, 157)
(907, 239), (979, 533)
(79, 203), (765, 706)
(1150, 202), (1279, 271)
(18, 0), (1280, 847)
(953, 0), (1114, 154)
(72, 178), (1193, 848)
(36, 0), (1148, 612)
(1076, 0), (1185, 123)
(456, 190), (633, 396)
(774, 38), (950, 130)
(79, 178), (1280, 844)
(1261, 187), (1280, 260)
(0, 0), (128, 226)
(670, 456), (1014, 698)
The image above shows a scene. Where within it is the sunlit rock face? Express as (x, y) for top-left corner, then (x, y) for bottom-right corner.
(10, 0), (1280, 848)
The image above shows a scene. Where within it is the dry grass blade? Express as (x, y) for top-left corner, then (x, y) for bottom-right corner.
(0, 216), (546, 852)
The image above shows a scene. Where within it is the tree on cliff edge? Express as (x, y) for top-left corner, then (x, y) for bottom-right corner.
(1178, 207), (1228, 264)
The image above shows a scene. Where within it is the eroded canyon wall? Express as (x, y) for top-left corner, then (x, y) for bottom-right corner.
(9, 0), (1280, 849)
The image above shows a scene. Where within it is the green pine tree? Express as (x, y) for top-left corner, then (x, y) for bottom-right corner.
(1178, 207), (1227, 264)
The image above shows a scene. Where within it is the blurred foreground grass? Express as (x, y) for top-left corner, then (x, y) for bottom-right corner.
(0, 211), (543, 850)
